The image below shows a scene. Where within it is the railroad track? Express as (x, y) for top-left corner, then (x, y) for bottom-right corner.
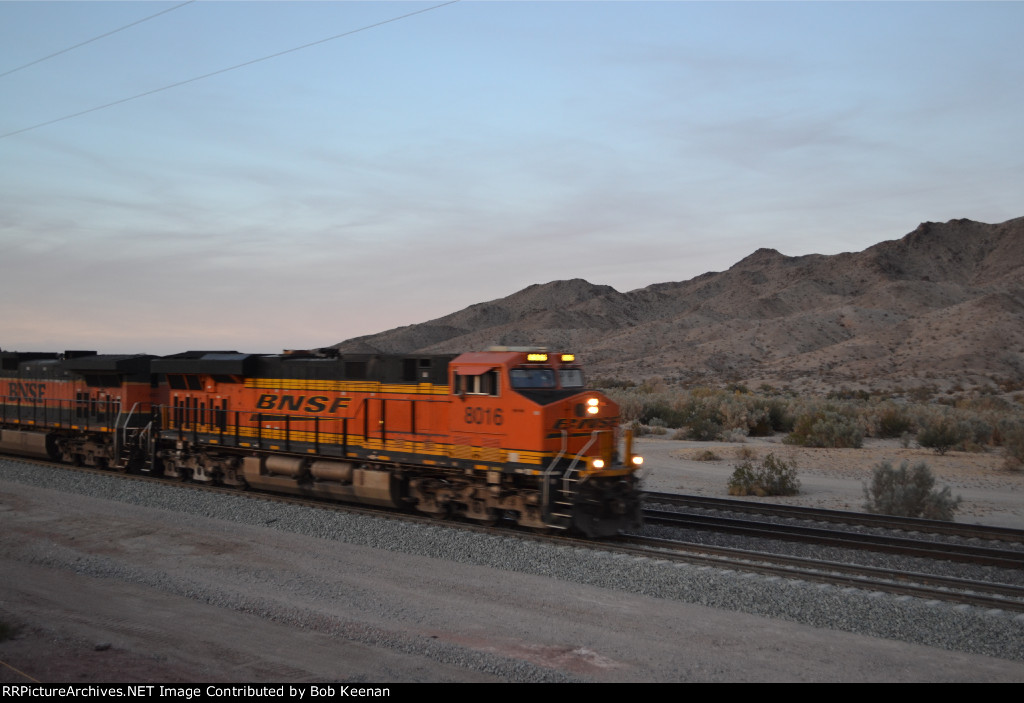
(641, 507), (1024, 569)
(4, 456), (1023, 613)
(604, 532), (1024, 613)
(645, 491), (1024, 543)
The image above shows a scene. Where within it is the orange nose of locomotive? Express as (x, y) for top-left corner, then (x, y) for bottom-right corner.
(541, 382), (644, 538)
(547, 390), (644, 475)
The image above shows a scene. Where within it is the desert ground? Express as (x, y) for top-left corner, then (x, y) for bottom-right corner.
(638, 435), (1024, 529)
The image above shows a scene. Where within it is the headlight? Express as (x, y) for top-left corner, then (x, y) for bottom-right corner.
(631, 456), (644, 466)
(591, 458), (605, 470)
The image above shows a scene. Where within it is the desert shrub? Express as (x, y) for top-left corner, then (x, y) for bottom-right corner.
(909, 386), (936, 402)
(917, 417), (965, 455)
(626, 419), (648, 437)
(642, 402), (687, 428)
(1000, 422), (1024, 471)
(876, 403), (914, 438)
(714, 395), (755, 435)
(862, 460), (961, 520)
(692, 449), (720, 461)
(828, 388), (870, 401)
(764, 397), (796, 433)
(610, 391), (645, 423)
(738, 397), (775, 436)
(734, 445), (757, 461)
(958, 416), (994, 450)
(592, 376), (636, 389)
(728, 453), (800, 497)
(720, 427), (749, 443)
(956, 395), (1014, 414)
(684, 405), (724, 441)
(628, 419), (666, 437)
(785, 410), (863, 448)
(748, 414), (774, 437)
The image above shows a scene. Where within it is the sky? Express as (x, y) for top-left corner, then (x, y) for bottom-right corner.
(1, 1), (1021, 355)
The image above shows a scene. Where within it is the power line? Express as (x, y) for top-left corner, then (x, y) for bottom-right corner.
(1, 0), (460, 141)
(0, 0), (198, 79)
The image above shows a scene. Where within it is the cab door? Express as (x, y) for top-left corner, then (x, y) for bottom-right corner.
(449, 368), (505, 464)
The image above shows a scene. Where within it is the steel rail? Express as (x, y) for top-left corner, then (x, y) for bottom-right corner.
(608, 534), (1024, 612)
(643, 509), (1024, 568)
(644, 491), (1024, 543)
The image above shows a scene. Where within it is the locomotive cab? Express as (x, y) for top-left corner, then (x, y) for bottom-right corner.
(446, 348), (643, 537)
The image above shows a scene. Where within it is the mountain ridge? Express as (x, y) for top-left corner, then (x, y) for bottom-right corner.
(333, 216), (1024, 391)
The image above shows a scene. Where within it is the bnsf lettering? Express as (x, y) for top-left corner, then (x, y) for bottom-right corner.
(551, 417), (618, 432)
(7, 382), (47, 399)
(255, 394), (349, 414)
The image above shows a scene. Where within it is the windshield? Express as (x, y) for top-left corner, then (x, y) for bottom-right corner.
(509, 368), (557, 389)
(558, 369), (585, 388)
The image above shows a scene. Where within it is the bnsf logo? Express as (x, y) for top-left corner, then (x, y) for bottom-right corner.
(550, 417), (618, 431)
(255, 394), (350, 414)
(8, 382), (47, 399)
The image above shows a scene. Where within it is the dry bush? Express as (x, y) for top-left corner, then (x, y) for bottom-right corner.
(728, 453), (800, 497)
(917, 417), (965, 455)
(863, 460), (961, 520)
(785, 409), (863, 448)
(734, 445), (757, 461)
(875, 403), (915, 438)
(1001, 422), (1024, 471)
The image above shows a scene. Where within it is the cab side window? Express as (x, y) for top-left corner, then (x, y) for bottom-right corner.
(453, 370), (499, 396)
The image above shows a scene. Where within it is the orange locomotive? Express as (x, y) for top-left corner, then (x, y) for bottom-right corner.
(0, 351), (157, 469)
(1, 346), (643, 537)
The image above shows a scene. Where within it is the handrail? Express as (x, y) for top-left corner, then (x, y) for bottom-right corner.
(564, 430), (601, 496)
(541, 430), (568, 523)
(121, 402), (139, 444)
(565, 430), (599, 476)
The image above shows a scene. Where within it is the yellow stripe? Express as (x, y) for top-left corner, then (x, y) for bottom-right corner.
(243, 378), (449, 395)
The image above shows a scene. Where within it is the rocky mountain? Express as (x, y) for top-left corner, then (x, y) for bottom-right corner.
(333, 217), (1024, 392)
